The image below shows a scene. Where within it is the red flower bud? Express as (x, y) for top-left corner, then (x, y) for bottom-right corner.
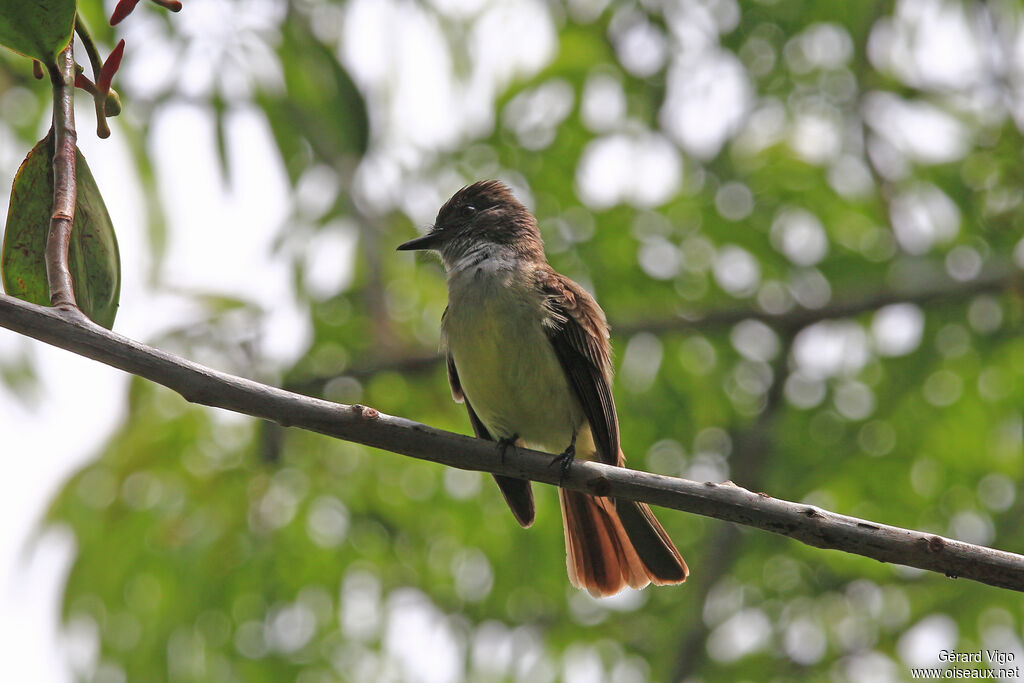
(97, 39), (126, 94)
(109, 0), (141, 25)
(74, 73), (94, 91)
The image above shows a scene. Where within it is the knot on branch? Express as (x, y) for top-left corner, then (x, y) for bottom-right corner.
(926, 535), (946, 553)
(351, 404), (380, 420)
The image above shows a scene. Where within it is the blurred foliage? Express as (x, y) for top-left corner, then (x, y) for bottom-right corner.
(1, 0), (1023, 681)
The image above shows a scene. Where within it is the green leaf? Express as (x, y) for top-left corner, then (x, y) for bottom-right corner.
(1, 138), (51, 308)
(1, 132), (122, 328)
(259, 13), (369, 182)
(0, 0), (76, 64)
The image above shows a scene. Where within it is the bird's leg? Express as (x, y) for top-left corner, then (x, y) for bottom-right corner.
(550, 430), (577, 485)
(496, 433), (519, 464)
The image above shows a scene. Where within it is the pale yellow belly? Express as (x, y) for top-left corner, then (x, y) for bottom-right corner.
(444, 273), (586, 456)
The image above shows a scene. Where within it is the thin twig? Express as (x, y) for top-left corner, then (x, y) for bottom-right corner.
(617, 262), (1017, 336)
(74, 17), (112, 138)
(74, 19), (104, 82)
(1, 293), (1023, 592)
(45, 44), (78, 309)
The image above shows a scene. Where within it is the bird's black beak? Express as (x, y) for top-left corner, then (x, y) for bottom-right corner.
(396, 230), (442, 252)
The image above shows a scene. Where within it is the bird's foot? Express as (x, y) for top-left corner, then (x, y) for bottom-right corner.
(550, 433), (577, 485)
(496, 433), (519, 464)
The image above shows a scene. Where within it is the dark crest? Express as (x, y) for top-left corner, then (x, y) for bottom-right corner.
(431, 180), (544, 260)
(436, 180), (518, 225)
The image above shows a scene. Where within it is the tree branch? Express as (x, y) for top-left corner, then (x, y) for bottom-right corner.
(290, 263), (1019, 392)
(631, 262), (1017, 336)
(45, 43), (78, 309)
(2, 292), (1023, 591)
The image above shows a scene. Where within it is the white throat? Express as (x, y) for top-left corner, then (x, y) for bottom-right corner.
(443, 242), (520, 277)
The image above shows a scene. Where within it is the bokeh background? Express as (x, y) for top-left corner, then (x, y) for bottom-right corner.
(2, 0), (1024, 680)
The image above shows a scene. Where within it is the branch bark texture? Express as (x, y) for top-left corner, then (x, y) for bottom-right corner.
(2, 292), (1023, 591)
(46, 43), (78, 309)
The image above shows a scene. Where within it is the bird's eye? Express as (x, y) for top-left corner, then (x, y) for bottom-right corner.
(461, 204), (477, 217)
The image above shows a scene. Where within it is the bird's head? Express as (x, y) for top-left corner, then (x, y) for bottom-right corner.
(397, 180), (544, 268)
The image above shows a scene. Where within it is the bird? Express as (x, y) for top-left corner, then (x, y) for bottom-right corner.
(398, 180), (687, 596)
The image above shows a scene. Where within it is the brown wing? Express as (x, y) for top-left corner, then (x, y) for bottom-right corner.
(536, 269), (621, 466)
(535, 277), (688, 587)
(445, 337), (535, 528)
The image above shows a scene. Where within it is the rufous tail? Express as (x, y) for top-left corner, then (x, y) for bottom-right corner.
(558, 489), (688, 597)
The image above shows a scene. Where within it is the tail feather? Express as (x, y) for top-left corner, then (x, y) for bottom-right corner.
(616, 499), (689, 585)
(559, 489), (687, 597)
(492, 474), (535, 527)
(559, 489), (633, 595)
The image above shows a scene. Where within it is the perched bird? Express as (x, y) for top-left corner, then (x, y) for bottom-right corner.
(398, 180), (687, 596)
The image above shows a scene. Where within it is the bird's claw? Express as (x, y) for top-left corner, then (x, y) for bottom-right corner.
(550, 433), (577, 485)
(497, 433), (519, 464)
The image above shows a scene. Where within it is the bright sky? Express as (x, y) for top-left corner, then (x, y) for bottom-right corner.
(0, 98), (298, 682)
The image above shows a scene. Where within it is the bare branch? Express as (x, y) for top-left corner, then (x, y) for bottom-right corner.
(629, 262), (1017, 336)
(45, 43), (78, 309)
(2, 292), (1023, 591)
